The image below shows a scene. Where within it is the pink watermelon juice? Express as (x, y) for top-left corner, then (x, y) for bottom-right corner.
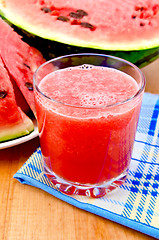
(35, 63), (143, 186)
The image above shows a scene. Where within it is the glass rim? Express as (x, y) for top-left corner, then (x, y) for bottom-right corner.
(33, 53), (146, 109)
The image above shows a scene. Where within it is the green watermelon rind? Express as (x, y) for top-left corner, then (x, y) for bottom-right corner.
(0, 111), (34, 143)
(11, 25), (159, 69)
(49, 42), (159, 68)
(1, 7), (159, 51)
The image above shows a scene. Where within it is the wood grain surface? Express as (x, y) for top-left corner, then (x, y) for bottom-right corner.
(143, 58), (159, 94)
(0, 59), (158, 240)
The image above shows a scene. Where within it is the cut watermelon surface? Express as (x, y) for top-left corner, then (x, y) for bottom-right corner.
(10, 75), (30, 114)
(0, 0), (159, 50)
(0, 18), (46, 116)
(0, 57), (34, 142)
(0, 18), (47, 143)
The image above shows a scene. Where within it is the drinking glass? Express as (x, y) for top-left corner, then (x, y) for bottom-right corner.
(33, 53), (145, 198)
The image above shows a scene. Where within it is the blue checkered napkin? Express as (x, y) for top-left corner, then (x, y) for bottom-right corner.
(14, 92), (159, 239)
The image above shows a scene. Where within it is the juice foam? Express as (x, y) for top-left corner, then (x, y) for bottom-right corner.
(39, 65), (139, 107)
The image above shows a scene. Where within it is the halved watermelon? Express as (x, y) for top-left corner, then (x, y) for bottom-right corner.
(0, 0), (159, 51)
(0, 57), (34, 142)
(0, 18), (46, 116)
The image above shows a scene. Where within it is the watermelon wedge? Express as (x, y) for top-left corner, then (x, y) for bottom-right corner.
(0, 18), (46, 116)
(0, 0), (159, 51)
(10, 74), (30, 114)
(0, 57), (34, 142)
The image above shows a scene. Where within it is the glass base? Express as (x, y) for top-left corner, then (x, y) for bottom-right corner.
(44, 164), (128, 198)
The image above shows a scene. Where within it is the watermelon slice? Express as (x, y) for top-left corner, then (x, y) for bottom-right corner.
(0, 0), (159, 51)
(0, 57), (34, 142)
(0, 18), (46, 116)
(10, 74), (30, 114)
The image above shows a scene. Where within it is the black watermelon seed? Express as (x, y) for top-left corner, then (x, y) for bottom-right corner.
(80, 22), (96, 30)
(0, 90), (7, 99)
(41, 7), (52, 13)
(135, 6), (145, 11)
(76, 9), (88, 17)
(140, 22), (145, 26)
(132, 15), (136, 19)
(69, 9), (88, 19)
(23, 63), (31, 69)
(69, 12), (83, 19)
(25, 82), (33, 91)
(57, 16), (69, 22)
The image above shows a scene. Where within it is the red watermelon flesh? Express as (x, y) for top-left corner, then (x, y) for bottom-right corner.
(10, 76), (30, 114)
(0, 18), (46, 116)
(0, 0), (159, 50)
(0, 57), (34, 142)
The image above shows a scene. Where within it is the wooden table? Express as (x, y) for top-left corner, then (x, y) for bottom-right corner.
(0, 59), (158, 240)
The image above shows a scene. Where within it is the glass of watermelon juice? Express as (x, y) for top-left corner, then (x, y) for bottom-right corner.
(33, 53), (145, 198)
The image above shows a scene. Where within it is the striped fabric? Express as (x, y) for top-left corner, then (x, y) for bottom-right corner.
(14, 92), (159, 239)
